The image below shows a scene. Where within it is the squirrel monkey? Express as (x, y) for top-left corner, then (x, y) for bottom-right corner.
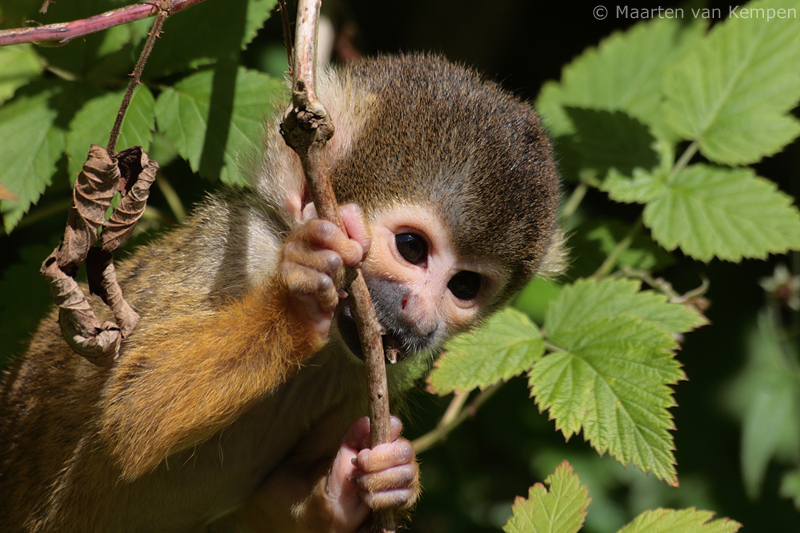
(0, 54), (561, 532)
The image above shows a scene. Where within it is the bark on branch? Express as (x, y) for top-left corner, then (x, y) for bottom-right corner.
(0, 0), (204, 47)
(279, 1), (397, 531)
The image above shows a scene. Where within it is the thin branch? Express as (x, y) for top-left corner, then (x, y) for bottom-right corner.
(279, 1), (396, 530)
(108, 1), (170, 155)
(277, 0), (294, 72)
(412, 383), (504, 454)
(0, 0), (205, 47)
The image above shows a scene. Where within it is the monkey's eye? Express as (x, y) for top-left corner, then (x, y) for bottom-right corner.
(448, 271), (481, 300)
(395, 233), (428, 265)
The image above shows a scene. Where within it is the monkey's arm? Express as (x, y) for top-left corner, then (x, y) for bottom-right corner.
(100, 206), (370, 481)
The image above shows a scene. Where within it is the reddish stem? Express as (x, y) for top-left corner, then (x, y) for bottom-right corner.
(0, 0), (205, 47)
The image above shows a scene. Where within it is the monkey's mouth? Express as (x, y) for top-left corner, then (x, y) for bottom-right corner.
(335, 302), (407, 364)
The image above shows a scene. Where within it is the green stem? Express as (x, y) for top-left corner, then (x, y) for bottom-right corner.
(156, 173), (186, 224)
(413, 382), (503, 454)
(7, 198), (72, 232)
(561, 182), (588, 220)
(591, 217), (643, 279)
(669, 141), (699, 182)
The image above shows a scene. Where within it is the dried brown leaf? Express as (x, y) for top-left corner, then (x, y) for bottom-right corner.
(41, 145), (157, 366)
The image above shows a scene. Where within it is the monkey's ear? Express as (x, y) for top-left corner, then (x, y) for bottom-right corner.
(536, 229), (569, 280)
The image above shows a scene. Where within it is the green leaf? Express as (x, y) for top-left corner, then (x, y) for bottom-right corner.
(545, 278), (707, 338)
(155, 68), (285, 186)
(556, 109), (658, 184)
(145, 0), (278, 78)
(0, 44), (44, 106)
(0, 90), (66, 232)
(537, 15), (705, 138)
(600, 140), (674, 204)
(531, 314), (683, 485)
(661, 0), (800, 165)
(504, 461), (590, 533)
(643, 164), (800, 262)
(616, 508), (740, 533)
(429, 308), (544, 395)
(66, 87), (156, 180)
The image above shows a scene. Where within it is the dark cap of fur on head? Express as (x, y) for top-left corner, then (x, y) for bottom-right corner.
(329, 54), (561, 295)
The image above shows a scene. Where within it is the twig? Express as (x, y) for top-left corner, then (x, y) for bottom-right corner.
(278, 1), (396, 531)
(0, 0), (205, 47)
(412, 384), (503, 454)
(108, 1), (170, 155)
(277, 0), (294, 72)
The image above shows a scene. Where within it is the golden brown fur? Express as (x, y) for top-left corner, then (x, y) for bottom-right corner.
(0, 54), (560, 532)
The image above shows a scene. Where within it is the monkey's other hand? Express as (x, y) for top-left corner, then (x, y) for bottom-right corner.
(323, 416), (419, 530)
(281, 204), (370, 342)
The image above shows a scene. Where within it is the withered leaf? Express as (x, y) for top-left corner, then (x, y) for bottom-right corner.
(41, 145), (158, 366)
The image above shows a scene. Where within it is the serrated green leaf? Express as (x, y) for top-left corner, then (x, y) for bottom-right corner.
(66, 87), (155, 180)
(616, 508), (740, 533)
(504, 461), (590, 533)
(155, 68), (285, 186)
(537, 16), (705, 138)
(555, 108), (658, 184)
(643, 164), (800, 262)
(532, 314), (683, 484)
(600, 140), (674, 204)
(0, 45), (44, 106)
(429, 308), (544, 394)
(602, 168), (666, 204)
(546, 278), (707, 339)
(0, 90), (66, 232)
(144, 0), (278, 78)
(662, 0), (800, 164)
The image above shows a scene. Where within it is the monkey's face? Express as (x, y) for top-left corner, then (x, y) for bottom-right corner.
(334, 204), (508, 362)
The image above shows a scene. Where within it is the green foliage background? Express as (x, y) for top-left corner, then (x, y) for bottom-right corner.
(2, 0), (800, 531)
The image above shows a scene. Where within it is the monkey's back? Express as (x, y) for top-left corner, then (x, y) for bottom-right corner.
(0, 192), (301, 532)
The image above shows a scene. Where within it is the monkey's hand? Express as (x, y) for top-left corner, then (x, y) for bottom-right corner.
(242, 416), (418, 532)
(281, 203), (371, 345)
(304, 416), (420, 531)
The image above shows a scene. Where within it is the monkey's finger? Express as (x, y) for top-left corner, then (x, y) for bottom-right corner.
(360, 487), (418, 511)
(355, 439), (414, 473)
(283, 240), (345, 278)
(339, 203), (371, 261)
(296, 219), (365, 268)
(344, 416), (404, 451)
(351, 464), (417, 493)
(281, 263), (340, 314)
(351, 464), (419, 509)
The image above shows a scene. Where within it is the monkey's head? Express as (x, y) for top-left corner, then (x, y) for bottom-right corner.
(257, 54), (562, 362)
